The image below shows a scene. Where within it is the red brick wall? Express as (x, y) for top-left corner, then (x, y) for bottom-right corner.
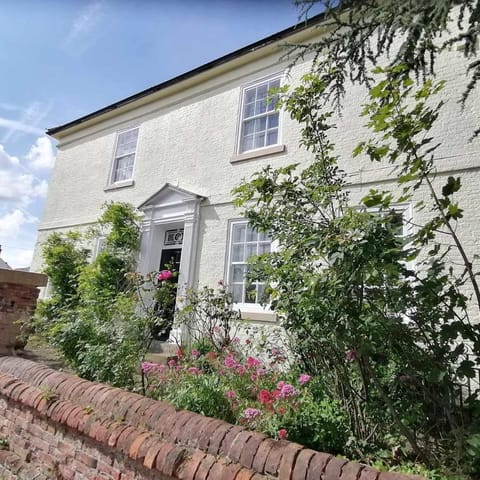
(0, 269), (47, 354)
(0, 357), (422, 480)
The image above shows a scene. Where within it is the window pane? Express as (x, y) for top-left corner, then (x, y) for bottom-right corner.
(257, 284), (267, 303)
(258, 243), (270, 255)
(257, 84), (268, 99)
(232, 265), (246, 282)
(254, 132), (265, 149)
(232, 284), (243, 303)
(113, 154), (134, 182)
(243, 119), (255, 135)
(245, 243), (257, 259)
(266, 130), (278, 146)
(255, 117), (267, 133)
(233, 224), (246, 243)
(244, 102), (255, 118)
(245, 283), (257, 303)
(232, 244), (244, 262)
(255, 99), (267, 115)
(241, 135), (254, 152)
(245, 87), (256, 104)
(246, 226), (257, 242)
(267, 113), (279, 129)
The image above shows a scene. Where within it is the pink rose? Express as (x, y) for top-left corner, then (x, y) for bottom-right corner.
(278, 428), (288, 440)
(157, 270), (173, 281)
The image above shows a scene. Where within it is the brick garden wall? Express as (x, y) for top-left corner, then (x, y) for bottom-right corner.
(0, 269), (47, 355)
(0, 357), (422, 480)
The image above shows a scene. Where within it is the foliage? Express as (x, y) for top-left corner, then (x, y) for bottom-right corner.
(233, 72), (480, 475)
(142, 339), (350, 453)
(292, 0), (480, 134)
(35, 202), (171, 387)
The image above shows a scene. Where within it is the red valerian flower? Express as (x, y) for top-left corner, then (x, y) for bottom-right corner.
(278, 428), (288, 440)
(258, 389), (273, 405)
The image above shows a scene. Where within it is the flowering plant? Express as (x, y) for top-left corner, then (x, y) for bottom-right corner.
(141, 336), (349, 452)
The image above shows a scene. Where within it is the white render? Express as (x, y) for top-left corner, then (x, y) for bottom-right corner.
(33, 17), (480, 323)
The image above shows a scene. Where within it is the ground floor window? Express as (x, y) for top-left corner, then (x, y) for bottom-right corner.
(226, 219), (271, 305)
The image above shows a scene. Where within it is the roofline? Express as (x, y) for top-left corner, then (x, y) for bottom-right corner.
(47, 11), (326, 136)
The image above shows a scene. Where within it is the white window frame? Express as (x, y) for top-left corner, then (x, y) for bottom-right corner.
(109, 127), (139, 186)
(92, 236), (106, 261)
(225, 219), (274, 313)
(236, 74), (283, 155)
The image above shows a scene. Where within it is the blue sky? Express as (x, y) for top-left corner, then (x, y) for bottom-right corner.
(0, 0), (313, 268)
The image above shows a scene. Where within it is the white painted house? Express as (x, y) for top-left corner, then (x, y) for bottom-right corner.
(33, 13), (480, 323)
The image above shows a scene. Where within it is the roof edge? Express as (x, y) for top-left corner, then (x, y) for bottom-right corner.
(47, 11), (326, 137)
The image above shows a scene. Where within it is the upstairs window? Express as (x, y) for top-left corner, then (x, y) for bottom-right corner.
(111, 128), (139, 183)
(239, 77), (281, 153)
(227, 220), (271, 305)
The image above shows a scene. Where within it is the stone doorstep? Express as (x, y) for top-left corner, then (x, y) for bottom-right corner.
(148, 340), (179, 355)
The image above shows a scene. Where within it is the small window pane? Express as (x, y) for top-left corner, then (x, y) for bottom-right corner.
(245, 88), (256, 103)
(258, 243), (270, 255)
(267, 114), (279, 129)
(245, 284), (257, 303)
(266, 130), (278, 146)
(244, 103), (255, 118)
(245, 243), (257, 259)
(254, 133), (265, 149)
(232, 284), (243, 303)
(246, 226), (257, 242)
(243, 119), (255, 135)
(232, 244), (244, 262)
(257, 84), (268, 99)
(232, 265), (246, 282)
(255, 99), (267, 115)
(255, 117), (267, 133)
(257, 284), (267, 303)
(242, 135), (254, 152)
(233, 224), (246, 243)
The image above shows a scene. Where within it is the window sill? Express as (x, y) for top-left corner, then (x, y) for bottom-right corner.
(104, 179), (135, 191)
(231, 144), (286, 163)
(240, 310), (277, 323)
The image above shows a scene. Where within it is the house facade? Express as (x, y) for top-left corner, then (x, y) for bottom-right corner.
(32, 13), (480, 324)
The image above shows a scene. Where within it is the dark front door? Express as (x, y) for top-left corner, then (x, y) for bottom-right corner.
(159, 248), (182, 272)
(153, 248), (182, 341)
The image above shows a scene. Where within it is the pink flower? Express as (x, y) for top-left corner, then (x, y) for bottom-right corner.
(141, 361), (157, 373)
(167, 359), (176, 367)
(345, 349), (357, 362)
(278, 429), (288, 440)
(277, 381), (286, 390)
(231, 337), (240, 345)
(243, 408), (262, 420)
(299, 374), (312, 385)
(157, 270), (173, 281)
(256, 368), (266, 377)
(278, 383), (299, 399)
(190, 349), (200, 359)
(226, 390), (236, 399)
(236, 365), (246, 375)
(187, 367), (201, 375)
(224, 355), (238, 369)
(246, 356), (262, 369)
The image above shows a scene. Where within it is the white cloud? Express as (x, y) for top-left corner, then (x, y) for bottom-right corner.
(1, 248), (33, 270)
(64, 0), (106, 55)
(0, 117), (44, 137)
(0, 142), (49, 206)
(25, 136), (56, 170)
(0, 209), (38, 239)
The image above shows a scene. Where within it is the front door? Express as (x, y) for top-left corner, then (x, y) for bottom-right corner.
(159, 248), (182, 272)
(153, 247), (182, 341)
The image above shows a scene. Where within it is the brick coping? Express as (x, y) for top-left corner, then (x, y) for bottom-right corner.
(0, 356), (423, 480)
